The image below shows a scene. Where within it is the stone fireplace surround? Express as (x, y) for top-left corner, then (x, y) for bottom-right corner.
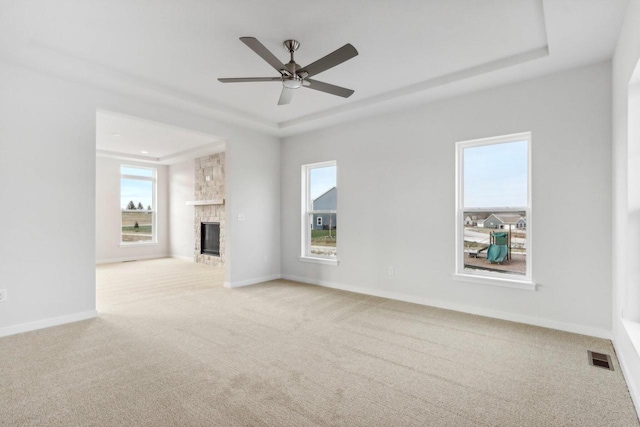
(192, 153), (225, 265)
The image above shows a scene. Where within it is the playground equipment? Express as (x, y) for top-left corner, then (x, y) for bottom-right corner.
(486, 231), (510, 263)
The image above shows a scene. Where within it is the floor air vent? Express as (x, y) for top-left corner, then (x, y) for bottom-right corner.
(587, 350), (614, 371)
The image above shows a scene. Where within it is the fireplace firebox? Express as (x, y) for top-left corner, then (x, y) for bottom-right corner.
(201, 222), (220, 256)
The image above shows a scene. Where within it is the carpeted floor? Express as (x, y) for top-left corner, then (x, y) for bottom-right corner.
(0, 258), (638, 426)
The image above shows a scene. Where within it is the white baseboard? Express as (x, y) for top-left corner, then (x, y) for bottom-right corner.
(224, 274), (282, 289)
(282, 274), (612, 340)
(96, 254), (170, 264)
(171, 255), (194, 262)
(613, 320), (640, 418)
(0, 310), (98, 338)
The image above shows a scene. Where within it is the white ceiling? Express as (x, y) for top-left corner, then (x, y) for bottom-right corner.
(96, 110), (224, 164)
(0, 0), (629, 137)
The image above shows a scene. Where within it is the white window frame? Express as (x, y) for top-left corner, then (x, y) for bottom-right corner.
(454, 132), (534, 290)
(316, 216), (323, 227)
(120, 165), (158, 246)
(300, 160), (338, 265)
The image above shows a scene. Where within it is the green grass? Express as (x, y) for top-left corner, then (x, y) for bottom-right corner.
(122, 225), (152, 233)
(311, 229), (337, 246)
(311, 229), (337, 238)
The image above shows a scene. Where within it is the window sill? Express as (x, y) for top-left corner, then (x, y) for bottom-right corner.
(453, 272), (536, 291)
(120, 242), (159, 248)
(622, 319), (640, 357)
(299, 256), (339, 266)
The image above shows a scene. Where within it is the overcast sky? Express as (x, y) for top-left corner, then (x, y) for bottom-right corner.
(310, 165), (336, 200)
(121, 179), (152, 209)
(463, 140), (527, 208)
(120, 166), (154, 209)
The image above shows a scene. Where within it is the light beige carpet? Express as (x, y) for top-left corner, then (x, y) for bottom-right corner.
(0, 258), (638, 426)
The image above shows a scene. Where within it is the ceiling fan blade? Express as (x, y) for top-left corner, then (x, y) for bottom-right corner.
(305, 79), (354, 98)
(240, 37), (285, 74)
(298, 44), (358, 78)
(218, 77), (281, 83)
(278, 87), (294, 105)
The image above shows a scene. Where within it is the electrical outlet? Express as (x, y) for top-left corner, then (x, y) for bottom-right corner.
(388, 266), (394, 276)
(237, 213), (245, 222)
(0, 289), (7, 302)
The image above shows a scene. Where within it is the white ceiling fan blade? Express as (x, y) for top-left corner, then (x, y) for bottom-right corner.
(278, 87), (294, 105)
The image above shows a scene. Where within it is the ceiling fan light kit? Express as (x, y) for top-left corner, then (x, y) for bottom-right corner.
(218, 37), (358, 105)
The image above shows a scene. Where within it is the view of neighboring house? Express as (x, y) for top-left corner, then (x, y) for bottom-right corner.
(464, 213), (490, 227)
(483, 213), (526, 229)
(312, 187), (337, 230)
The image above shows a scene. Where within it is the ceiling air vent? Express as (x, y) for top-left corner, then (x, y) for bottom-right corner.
(587, 350), (614, 371)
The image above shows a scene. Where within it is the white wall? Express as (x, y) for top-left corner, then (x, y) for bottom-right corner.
(224, 135), (281, 287)
(612, 0), (640, 414)
(0, 63), (97, 336)
(168, 159), (195, 261)
(95, 156), (169, 263)
(0, 59), (280, 336)
(282, 61), (612, 337)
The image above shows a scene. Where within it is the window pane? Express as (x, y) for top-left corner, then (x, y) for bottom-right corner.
(310, 213), (337, 257)
(310, 166), (336, 201)
(463, 140), (527, 208)
(463, 210), (526, 276)
(121, 178), (153, 242)
(121, 166), (153, 177)
(308, 165), (337, 257)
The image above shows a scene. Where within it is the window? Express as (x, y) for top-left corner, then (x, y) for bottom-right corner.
(301, 161), (337, 264)
(455, 132), (532, 289)
(121, 165), (156, 244)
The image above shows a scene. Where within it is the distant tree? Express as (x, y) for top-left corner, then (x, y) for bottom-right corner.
(137, 202), (144, 210)
(147, 205), (151, 211)
(127, 200), (136, 210)
(134, 221), (139, 230)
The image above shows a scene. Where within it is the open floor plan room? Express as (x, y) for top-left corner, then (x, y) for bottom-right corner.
(2, 0), (640, 425)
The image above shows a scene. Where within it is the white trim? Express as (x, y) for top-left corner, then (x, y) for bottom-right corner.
(455, 132), (533, 283)
(282, 274), (611, 339)
(299, 256), (339, 266)
(223, 274), (281, 289)
(301, 160), (338, 260)
(171, 255), (194, 262)
(120, 164), (158, 244)
(0, 310), (98, 338)
(96, 254), (170, 264)
(453, 272), (536, 291)
(614, 320), (640, 417)
(623, 319), (640, 357)
(119, 242), (159, 248)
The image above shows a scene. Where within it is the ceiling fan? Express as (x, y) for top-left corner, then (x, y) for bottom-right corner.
(218, 37), (358, 105)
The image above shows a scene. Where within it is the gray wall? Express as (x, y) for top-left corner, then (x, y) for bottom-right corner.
(0, 59), (281, 335)
(612, 0), (640, 412)
(168, 159), (196, 261)
(281, 61), (612, 337)
(96, 156), (170, 263)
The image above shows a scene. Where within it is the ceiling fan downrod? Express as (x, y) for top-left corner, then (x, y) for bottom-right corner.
(282, 39), (302, 89)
